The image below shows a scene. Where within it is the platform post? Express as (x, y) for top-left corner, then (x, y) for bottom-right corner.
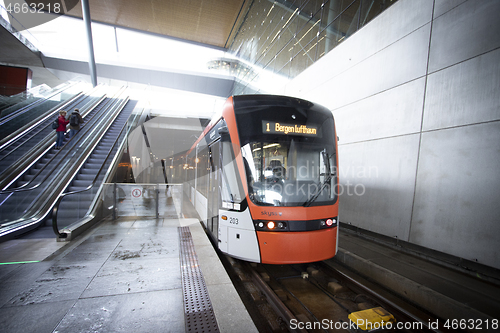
(113, 183), (117, 220)
(156, 184), (159, 218)
(180, 185), (183, 217)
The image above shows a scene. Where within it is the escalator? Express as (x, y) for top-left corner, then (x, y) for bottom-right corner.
(0, 82), (102, 189)
(53, 98), (139, 238)
(8, 90), (109, 189)
(0, 86), (137, 241)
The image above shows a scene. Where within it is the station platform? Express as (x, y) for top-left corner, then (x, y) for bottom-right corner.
(332, 227), (500, 328)
(0, 217), (258, 333)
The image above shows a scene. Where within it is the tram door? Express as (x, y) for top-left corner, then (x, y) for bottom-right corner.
(207, 141), (221, 236)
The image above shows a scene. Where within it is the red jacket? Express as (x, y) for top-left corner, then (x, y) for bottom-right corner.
(56, 115), (69, 132)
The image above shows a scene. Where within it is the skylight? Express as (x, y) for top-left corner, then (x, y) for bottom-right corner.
(15, 11), (227, 75)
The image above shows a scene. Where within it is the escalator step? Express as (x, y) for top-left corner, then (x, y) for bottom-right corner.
(90, 153), (108, 158)
(80, 168), (97, 175)
(86, 158), (104, 164)
(84, 163), (101, 169)
(76, 174), (94, 181)
(67, 186), (87, 192)
(72, 180), (90, 187)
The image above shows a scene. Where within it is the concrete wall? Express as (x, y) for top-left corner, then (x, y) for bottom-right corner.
(284, 0), (500, 269)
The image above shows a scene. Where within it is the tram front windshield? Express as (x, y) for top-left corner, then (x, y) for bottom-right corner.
(234, 96), (337, 207)
(241, 139), (336, 207)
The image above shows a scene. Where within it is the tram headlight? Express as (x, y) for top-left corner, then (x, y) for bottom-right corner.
(256, 221), (286, 230)
(326, 218), (333, 226)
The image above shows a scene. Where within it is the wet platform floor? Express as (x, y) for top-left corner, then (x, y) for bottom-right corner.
(0, 218), (257, 333)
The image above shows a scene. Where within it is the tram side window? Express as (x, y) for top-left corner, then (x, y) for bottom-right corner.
(241, 143), (257, 193)
(184, 150), (196, 186)
(221, 141), (245, 205)
(196, 144), (210, 197)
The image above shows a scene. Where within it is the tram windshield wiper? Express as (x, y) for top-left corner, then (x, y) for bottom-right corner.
(304, 150), (331, 207)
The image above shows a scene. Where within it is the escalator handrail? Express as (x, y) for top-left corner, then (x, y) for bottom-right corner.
(0, 84), (104, 152)
(0, 81), (76, 124)
(0, 93), (111, 193)
(0, 90), (87, 151)
(0, 90), (110, 191)
(52, 96), (135, 237)
(0, 92), (87, 164)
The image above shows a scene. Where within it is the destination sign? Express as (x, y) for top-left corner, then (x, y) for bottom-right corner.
(262, 121), (318, 136)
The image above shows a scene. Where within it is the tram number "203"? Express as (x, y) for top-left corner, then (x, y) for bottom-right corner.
(229, 217), (239, 225)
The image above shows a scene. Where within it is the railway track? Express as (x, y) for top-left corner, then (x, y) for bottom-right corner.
(224, 256), (444, 332)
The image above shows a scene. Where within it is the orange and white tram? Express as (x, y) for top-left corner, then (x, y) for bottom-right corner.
(185, 95), (339, 264)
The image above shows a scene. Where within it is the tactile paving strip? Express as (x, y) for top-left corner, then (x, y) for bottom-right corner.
(179, 226), (220, 333)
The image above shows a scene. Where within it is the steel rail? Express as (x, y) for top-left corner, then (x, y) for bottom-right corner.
(321, 260), (442, 332)
(244, 262), (308, 333)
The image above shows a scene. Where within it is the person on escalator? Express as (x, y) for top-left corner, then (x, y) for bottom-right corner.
(68, 108), (83, 138)
(55, 110), (69, 149)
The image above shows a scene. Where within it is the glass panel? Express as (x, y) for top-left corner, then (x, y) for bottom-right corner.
(359, 0), (397, 28)
(341, 0), (362, 39)
(228, 0), (397, 86)
(323, 0), (358, 27)
(56, 186), (100, 230)
(195, 143), (209, 197)
(290, 3), (324, 74)
(101, 183), (114, 219)
(319, 22), (339, 55)
(220, 141), (245, 208)
(276, 59), (292, 80)
(316, 29), (328, 60)
(256, 3), (287, 61)
(158, 184), (183, 218)
(116, 184), (157, 217)
(242, 141), (335, 207)
(289, 45), (313, 77)
(292, 17), (321, 60)
(300, 0), (327, 18)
